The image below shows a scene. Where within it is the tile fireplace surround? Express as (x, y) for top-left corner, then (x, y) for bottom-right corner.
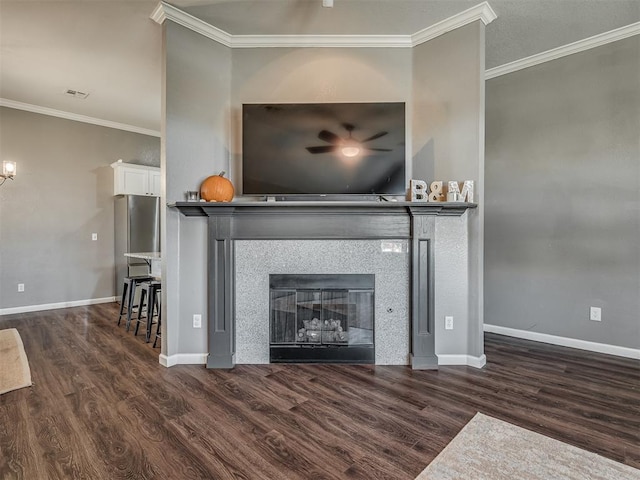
(238, 243), (405, 365)
(174, 201), (476, 370)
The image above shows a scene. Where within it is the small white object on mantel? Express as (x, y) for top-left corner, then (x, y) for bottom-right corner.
(322, 0), (334, 7)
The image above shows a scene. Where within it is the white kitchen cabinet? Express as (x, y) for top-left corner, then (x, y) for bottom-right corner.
(149, 170), (161, 196)
(111, 161), (161, 196)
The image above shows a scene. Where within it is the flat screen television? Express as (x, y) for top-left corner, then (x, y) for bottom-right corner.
(242, 102), (406, 196)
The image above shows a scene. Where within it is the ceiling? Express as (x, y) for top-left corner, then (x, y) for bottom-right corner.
(1, 0), (638, 134)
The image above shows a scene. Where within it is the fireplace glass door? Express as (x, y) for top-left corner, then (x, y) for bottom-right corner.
(269, 274), (375, 363)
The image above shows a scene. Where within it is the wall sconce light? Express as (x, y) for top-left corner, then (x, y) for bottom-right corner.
(1, 160), (16, 186)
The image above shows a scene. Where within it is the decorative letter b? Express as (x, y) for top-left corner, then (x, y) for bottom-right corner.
(410, 180), (428, 202)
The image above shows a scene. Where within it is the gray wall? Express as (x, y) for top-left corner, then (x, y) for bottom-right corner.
(163, 22), (231, 355)
(413, 22), (486, 357)
(230, 47), (413, 186)
(0, 107), (160, 310)
(485, 36), (640, 349)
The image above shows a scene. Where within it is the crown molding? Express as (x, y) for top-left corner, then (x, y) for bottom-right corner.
(411, 1), (497, 47)
(0, 99), (161, 137)
(486, 21), (640, 79)
(151, 1), (496, 49)
(149, 1), (166, 24)
(152, 1), (232, 47)
(231, 34), (411, 48)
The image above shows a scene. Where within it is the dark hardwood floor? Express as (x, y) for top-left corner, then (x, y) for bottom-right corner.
(0, 303), (638, 479)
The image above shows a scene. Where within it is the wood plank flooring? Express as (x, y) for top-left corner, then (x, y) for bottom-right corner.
(0, 303), (638, 479)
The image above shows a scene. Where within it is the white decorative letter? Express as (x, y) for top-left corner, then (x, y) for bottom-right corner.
(410, 179), (428, 202)
(447, 181), (474, 202)
(461, 180), (474, 203)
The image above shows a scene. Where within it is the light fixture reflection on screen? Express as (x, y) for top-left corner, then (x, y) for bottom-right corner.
(341, 146), (360, 157)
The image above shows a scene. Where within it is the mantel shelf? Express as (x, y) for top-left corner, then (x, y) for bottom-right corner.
(171, 201), (476, 217)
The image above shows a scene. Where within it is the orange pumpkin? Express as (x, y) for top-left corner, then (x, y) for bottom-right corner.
(200, 171), (234, 202)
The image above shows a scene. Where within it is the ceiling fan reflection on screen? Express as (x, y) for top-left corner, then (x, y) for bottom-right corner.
(306, 123), (392, 158)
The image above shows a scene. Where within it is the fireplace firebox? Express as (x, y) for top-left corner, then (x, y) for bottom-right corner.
(269, 274), (375, 363)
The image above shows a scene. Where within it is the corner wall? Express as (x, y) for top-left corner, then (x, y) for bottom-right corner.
(413, 22), (486, 358)
(485, 36), (640, 350)
(162, 21), (232, 356)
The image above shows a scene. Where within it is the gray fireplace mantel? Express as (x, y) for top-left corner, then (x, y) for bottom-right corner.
(173, 201), (476, 370)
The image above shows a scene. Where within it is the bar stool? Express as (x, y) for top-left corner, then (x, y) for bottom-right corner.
(153, 300), (162, 348)
(135, 281), (161, 343)
(117, 275), (153, 331)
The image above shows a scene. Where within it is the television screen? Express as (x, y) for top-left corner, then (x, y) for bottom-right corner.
(242, 102), (406, 196)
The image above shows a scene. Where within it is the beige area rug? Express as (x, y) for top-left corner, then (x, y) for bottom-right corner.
(416, 413), (640, 480)
(0, 328), (32, 395)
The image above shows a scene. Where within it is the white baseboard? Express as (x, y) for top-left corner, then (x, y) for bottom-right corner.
(159, 353), (208, 367)
(160, 354), (488, 368)
(484, 324), (640, 360)
(159, 353), (488, 368)
(159, 354), (176, 367)
(438, 354), (487, 368)
(0, 296), (117, 316)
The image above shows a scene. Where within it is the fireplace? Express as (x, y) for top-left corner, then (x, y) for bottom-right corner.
(269, 274), (375, 363)
(173, 201), (477, 369)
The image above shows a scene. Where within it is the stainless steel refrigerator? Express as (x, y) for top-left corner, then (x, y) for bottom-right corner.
(114, 195), (160, 298)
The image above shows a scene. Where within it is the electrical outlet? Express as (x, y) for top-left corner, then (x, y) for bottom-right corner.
(18, 283), (25, 292)
(590, 307), (602, 322)
(193, 314), (202, 328)
(91, 233), (98, 241)
(445, 316), (454, 330)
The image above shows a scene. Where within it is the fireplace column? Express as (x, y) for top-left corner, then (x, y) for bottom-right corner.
(206, 207), (236, 368)
(408, 207), (437, 369)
